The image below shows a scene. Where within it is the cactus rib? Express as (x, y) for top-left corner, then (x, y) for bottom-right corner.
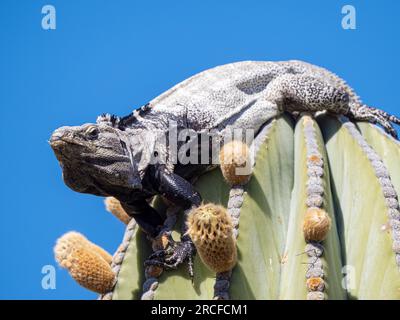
(140, 206), (179, 300)
(98, 218), (137, 300)
(318, 114), (400, 299)
(214, 120), (277, 299)
(280, 114), (344, 300)
(302, 115), (328, 300)
(213, 186), (244, 299)
(341, 119), (400, 269)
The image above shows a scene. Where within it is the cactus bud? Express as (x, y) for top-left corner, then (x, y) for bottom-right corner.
(54, 232), (115, 294)
(104, 197), (132, 224)
(186, 204), (237, 273)
(219, 140), (252, 186)
(303, 208), (331, 242)
(306, 277), (325, 292)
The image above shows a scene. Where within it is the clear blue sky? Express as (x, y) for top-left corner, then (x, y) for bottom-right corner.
(0, 0), (399, 299)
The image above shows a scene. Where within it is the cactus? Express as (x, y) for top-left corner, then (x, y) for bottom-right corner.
(57, 113), (400, 300)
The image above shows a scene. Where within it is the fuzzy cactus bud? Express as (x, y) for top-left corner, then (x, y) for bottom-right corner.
(57, 231), (113, 264)
(219, 140), (252, 186)
(306, 277), (325, 292)
(303, 208), (331, 242)
(186, 204), (237, 273)
(54, 231), (115, 294)
(104, 197), (132, 224)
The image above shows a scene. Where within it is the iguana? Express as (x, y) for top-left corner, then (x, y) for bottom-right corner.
(50, 60), (400, 278)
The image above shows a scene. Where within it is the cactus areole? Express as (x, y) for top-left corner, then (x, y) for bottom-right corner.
(50, 61), (400, 299)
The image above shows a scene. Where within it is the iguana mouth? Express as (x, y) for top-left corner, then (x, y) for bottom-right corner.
(49, 133), (92, 164)
(49, 136), (87, 149)
(49, 139), (65, 149)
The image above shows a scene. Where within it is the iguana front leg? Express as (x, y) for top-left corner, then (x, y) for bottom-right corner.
(145, 166), (202, 278)
(121, 199), (164, 238)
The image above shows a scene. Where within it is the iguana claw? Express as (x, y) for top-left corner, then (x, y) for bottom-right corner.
(145, 236), (196, 280)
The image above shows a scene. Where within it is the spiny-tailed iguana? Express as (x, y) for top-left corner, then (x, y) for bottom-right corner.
(50, 60), (400, 278)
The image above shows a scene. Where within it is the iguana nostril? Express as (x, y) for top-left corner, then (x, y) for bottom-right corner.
(49, 134), (63, 149)
(50, 131), (63, 143)
(49, 127), (72, 149)
(51, 125), (76, 141)
(50, 127), (67, 139)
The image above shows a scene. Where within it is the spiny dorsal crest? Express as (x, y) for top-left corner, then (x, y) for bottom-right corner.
(96, 103), (152, 129)
(96, 113), (120, 127)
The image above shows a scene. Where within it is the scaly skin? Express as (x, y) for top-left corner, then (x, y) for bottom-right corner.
(98, 60), (399, 138)
(50, 60), (400, 278)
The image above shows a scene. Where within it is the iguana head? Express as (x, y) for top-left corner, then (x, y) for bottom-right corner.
(50, 122), (151, 197)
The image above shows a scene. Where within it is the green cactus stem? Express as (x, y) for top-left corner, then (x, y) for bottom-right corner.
(97, 113), (400, 300)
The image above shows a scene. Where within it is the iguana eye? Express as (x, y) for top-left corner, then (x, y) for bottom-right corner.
(85, 126), (99, 138)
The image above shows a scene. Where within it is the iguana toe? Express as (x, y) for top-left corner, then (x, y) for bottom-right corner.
(145, 239), (196, 280)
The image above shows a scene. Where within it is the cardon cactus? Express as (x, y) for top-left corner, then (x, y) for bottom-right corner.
(57, 113), (400, 300)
